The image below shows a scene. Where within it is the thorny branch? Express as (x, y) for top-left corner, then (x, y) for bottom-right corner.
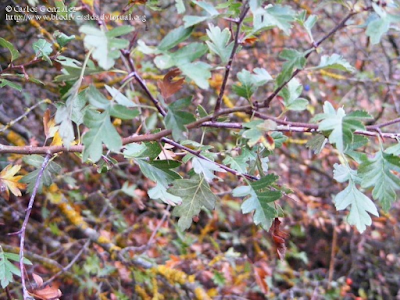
(213, 1), (250, 114)
(261, 11), (357, 108)
(81, 4), (167, 117)
(17, 153), (52, 300)
(0, 107), (398, 155)
(121, 50), (167, 117)
(161, 137), (259, 181)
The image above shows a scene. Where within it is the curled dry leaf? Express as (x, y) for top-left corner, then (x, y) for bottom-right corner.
(32, 273), (44, 288)
(29, 286), (62, 300)
(269, 218), (289, 261)
(0, 164), (26, 200)
(30, 273), (62, 300)
(157, 68), (185, 100)
(43, 109), (51, 139)
(158, 143), (176, 160)
(43, 109), (60, 144)
(241, 37), (257, 46)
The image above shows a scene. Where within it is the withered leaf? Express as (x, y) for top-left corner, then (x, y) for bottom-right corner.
(32, 273), (44, 288)
(0, 165), (26, 200)
(29, 286), (62, 300)
(270, 218), (289, 261)
(43, 109), (51, 139)
(29, 273), (62, 300)
(242, 37), (257, 46)
(157, 68), (185, 100)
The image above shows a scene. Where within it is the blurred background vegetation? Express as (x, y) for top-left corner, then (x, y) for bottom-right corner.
(1, 0), (400, 299)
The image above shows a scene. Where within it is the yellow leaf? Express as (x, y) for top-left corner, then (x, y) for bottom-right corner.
(82, 0), (94, 9)
(43, 110), (59, 140)
(45, 183), (62, 204)
(0, 165), (26, 199)
(50, 131), (63, 146)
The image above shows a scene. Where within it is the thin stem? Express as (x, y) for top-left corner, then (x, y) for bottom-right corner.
(367, 117), (400, 130)
(213, 3), (250, 114)
(161, 137), (258, 181)
(121, 50), (167, 117)
(262, 11), (358, 108)
(0, 54), (59, 76)
(146, 205), (170, 247)
(328, 224), (338, 287)
(19, 153), (52, 300)
(43, 239), (91, 286)
(81, 4), (166, 117)
(0, 99), (51, 134)
(0, 104), (399, 155)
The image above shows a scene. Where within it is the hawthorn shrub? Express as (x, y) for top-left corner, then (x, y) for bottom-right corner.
(1, 0), (400, 299)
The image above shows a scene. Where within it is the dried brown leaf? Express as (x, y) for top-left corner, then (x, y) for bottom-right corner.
(270, 218), (289, 260)
(30, 284), (62, 300)
(43, 109), (51, 139)
(157, 68), (184, 100)
(32, 273), (44, 288)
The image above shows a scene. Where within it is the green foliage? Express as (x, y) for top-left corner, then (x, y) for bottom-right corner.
(276, 49), (306, 86)
(279, 78), (308, 111)
(139, 27), (212, 89)
(216, 1), (241, 16)
(365, 3), (400, 45)
(82, 109), (122, 162)
(0, 247), (32, 289)
(20, 155), (61, 193)
(80, 85), (139, 162)
(158, 26), (194, 51)
(168, 175), (218, 230)
(223, 154), (250, 174)
(233, 174), (282, 230)
(192, 157), (226, 182)
(333, 163), (379, 233)
(80, 25), (134, 70)
(32, 39), (53, 65)
(183, 1), (219, 27)
(123, 142), (162, 159)
(313, 102), (372, 153)
(88, 85), (139, 119)
(206, 24), (234, 64)
(53, 31), (75, 48)
(175, 0), (185, 13)
(313, 54), (355, 72)
(233, 68), (272, 101)
(306, 134), (327, 154)
(243, 120), (277, 147)
(56, 83), (87, 147)
(136, 160), (181, 188)
(0, 38), (20, 62)
(3, 2), (400, 298)
(359, 150), (400, 211)
(0, 78), (22, 91)
(54, 56), (101, 82)
(252, 4), (296, 35)
(165, 97), (196, 141)
(297, 11), (317, 42)
(135, 159), (182, 205)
